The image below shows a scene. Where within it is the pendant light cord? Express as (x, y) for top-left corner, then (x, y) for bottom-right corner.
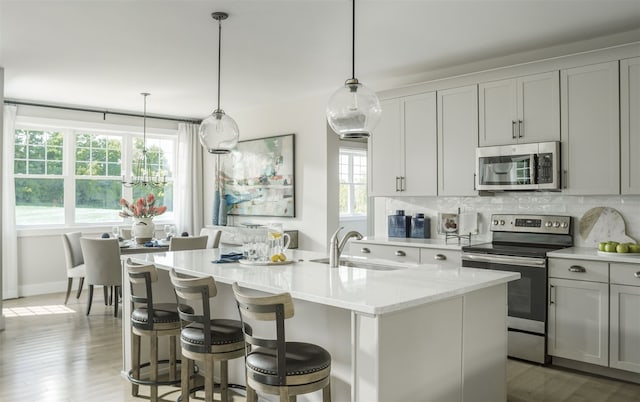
(351, 0), (356, 80)
(217, 17), (222, 111)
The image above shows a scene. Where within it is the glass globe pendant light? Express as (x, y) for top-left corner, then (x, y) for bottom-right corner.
(326, 0), (381, 139)
(199, 12), (239, 154)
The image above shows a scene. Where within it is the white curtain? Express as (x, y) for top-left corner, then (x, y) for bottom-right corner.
(175, 123), (204, 236)
(2, 105), (19, 300)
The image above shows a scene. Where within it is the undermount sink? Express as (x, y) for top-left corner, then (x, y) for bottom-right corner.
(309, 257), (408, 271)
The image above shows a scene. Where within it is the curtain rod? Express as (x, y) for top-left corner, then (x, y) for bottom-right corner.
(3, 99), (202, 125)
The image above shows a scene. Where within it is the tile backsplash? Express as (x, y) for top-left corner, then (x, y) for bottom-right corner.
(375, 194), (640, 247)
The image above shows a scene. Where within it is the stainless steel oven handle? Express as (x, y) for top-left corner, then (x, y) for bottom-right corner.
(462, 252), (546, 268)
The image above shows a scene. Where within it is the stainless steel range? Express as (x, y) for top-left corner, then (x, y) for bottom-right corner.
(461, 214), (573, 364)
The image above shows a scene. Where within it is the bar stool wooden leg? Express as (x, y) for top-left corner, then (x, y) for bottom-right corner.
(131, 333), (141, 396)
(323, 383), (331, 402)
(169, 335), (177, 381)
(246, 385), (256, 402)
(220, 360), (229, 402)
(180, 357), (191, 402)
(150, 333), (158, 402)
(205, 357), (215, 402)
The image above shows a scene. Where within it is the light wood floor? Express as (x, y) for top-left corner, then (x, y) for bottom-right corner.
(1, 292), (639, 402)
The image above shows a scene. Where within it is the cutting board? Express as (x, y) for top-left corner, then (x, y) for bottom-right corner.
(579, 207), (636, 246)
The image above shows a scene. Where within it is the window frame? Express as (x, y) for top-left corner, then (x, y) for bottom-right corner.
(13, 115), (178, 229)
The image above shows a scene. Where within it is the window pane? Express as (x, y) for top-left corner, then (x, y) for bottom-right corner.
(339, 183), (349, 215)
(28, 161), (45, 174)
(15, 178), (64, 225)
(75, 179), (123, 223)
(133, 137), (174, 179)
(353, 184), (368, 215)
(47, 161), (63, 175)
(75, 132), (122, 177)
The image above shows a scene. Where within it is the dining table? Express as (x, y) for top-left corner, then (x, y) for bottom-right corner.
(118, 238), (170, 255)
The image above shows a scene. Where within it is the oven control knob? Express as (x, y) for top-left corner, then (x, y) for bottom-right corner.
(553, 221), (560, 228)
(493, 219), (499, 226)
(499, 220), (505, 226)
(545, 221), (553, 228)
(561, 222), (569, 229)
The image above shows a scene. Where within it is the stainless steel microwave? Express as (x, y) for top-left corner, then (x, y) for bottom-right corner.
(476, 142), (560, 191)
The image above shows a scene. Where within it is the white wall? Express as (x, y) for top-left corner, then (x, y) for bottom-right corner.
(374, 195), (640, 247)
(1, 66), (5, 328)
(203, 93), (336, 253)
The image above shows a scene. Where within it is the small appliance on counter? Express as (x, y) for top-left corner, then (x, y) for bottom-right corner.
(410, 213), (431, 238)
(388, 210), (411, 238)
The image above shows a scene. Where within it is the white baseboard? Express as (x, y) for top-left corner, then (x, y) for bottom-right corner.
(19, 280), (70, 297)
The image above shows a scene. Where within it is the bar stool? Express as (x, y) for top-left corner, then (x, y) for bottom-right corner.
(126, 260), (184, 402)
(232, 282), (332, 402)
(169, 269), (248, 402)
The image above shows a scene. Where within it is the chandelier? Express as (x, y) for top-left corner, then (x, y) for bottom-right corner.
(326, 0), (382, 139)
(121, 92), (166, 188)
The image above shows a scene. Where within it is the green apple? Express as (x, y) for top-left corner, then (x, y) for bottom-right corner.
(604, 243), (618, 252)
(629, 244), (640, 253)
(616, 244), (629, 253)
(608, 241), (619, 247)
(598, 242), (608, 251)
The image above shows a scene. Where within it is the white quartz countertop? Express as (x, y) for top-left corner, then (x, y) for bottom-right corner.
(125, 248), (519, 315)
(548, 247), (640, 264)
(356, 236), (487, 250)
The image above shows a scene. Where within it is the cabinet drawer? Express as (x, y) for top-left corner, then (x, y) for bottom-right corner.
(610, 263), (640, 287)
(549, 258), (608, 282)
(420, 248), (461, 267)
(350, 243), (420, 263)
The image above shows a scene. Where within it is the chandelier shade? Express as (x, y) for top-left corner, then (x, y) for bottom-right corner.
(199, 11), (239, 154)
(122, 93), (166, 188)
(326, 0), (381, 139)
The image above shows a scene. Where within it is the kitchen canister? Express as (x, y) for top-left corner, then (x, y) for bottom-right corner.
(388, 210), (411, 238)
(410, 213), (431, 239)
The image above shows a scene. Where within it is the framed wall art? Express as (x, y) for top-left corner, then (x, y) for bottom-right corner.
(437, 212), (459, 234)
(221, 133), (295, 217)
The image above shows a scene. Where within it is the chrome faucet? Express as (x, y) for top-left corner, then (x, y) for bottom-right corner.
(329, 227), (363, 268)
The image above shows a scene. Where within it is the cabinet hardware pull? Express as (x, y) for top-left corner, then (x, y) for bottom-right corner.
(512, 120), (517, 139)
(401, 176), (406, 192)
(549, 285), (555, 305)
(473, 173), (476, 191)
(434, 254), (446, 261)
(395, 250), (406, 257)
(568, 265), (586, 273)
(635, 271), (640, 278)
(395, 177), (400, 192)
(563, 170), (568, 189)
(518, 120), (523, 138)
(360, 247), (371, 254)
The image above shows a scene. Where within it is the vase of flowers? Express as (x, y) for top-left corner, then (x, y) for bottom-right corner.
(119, 193), (167, 244)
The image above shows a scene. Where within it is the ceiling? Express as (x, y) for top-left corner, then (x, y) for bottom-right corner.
(1, 0), (639, 120)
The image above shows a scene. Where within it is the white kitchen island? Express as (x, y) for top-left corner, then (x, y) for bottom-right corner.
(123, 248), (519, 402)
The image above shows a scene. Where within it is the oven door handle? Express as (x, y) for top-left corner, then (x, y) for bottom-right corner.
(462, 252), (546, 268)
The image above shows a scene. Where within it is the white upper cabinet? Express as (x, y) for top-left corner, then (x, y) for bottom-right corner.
(561, 61), (620, 195)
(437, 85), (478, 196)
(369, 98), (403, 196)
(621, 57), (640, 195)
(479, 71), (560, 146)
(369, 93), (437, 197)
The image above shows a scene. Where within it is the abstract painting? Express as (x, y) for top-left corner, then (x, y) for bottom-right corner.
(221, 134), (295, 217)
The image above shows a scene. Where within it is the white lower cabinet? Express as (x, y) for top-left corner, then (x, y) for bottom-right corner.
(548, 258), (609, 366)
(349, 243), (420, 264)
(420, 248), (461, 268)
(549, 258), (640, 374)
(610, 263), (640, 373)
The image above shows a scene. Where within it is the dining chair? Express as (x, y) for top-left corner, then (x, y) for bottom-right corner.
(232, 282), (332, 402)
(169, 269), (248, 402)
(61, 232), (86, 304)
(80, 237), (123, 317)
(199, 228), (222, 248)
(169, 235), (208, 251)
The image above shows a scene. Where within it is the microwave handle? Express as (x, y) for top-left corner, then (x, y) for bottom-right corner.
(530, 154), (537, 185)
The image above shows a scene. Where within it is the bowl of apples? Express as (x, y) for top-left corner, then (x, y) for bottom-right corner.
(597, 241), (640, 255)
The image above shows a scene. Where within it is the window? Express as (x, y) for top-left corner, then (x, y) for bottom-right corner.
(339, 148), (367, 217)
(14, 120), (176, 227)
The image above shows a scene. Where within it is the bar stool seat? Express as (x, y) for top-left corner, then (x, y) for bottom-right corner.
(127, 260), (189, 402)
(232, 282), (332, 402)
(169, 269), (249, 402)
